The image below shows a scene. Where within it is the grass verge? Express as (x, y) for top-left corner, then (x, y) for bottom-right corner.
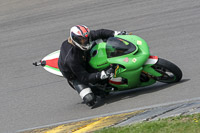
(95, 113), (200, 133)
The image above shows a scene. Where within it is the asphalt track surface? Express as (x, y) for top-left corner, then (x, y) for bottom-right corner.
(0, 0), (199, 132)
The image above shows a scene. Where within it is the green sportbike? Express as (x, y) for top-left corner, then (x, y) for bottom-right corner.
(34, 34), (182, 97)
(88, 35), (182, 94)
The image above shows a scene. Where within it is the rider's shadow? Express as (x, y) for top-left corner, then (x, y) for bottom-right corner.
(93, 79), (190, 108)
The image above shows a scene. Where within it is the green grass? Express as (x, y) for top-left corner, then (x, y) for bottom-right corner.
(95, 113), (200, 133)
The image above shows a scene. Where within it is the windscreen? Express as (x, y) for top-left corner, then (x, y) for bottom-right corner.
(106, 37), (136, 58)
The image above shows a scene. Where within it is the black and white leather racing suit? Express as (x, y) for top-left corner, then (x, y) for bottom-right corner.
(58, 29), (115, 106)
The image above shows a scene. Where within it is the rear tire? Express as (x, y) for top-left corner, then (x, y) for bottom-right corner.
(152, 58), (182, 83)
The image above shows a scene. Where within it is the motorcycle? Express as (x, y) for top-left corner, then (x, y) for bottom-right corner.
(33, 34), (182, 98)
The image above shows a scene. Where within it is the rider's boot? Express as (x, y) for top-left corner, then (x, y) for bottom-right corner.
(69, 80), (96, 107)
(76, 85), (96, 107)
(79, 87), (96, 107)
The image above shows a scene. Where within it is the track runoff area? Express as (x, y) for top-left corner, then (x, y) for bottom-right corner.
(18, 97), (200, 133)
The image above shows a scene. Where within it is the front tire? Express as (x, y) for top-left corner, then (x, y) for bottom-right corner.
(152, 58), (182, 83)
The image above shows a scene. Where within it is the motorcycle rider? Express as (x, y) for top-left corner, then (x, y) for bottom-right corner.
(58, 25), (126, 107)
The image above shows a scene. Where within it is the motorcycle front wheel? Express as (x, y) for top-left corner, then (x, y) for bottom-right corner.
(152, 58), (182, 83)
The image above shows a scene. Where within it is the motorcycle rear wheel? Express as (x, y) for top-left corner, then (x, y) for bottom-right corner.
(152, 58), (182, 83)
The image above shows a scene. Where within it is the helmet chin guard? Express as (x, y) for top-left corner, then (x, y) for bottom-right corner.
(73, 40), (91, 51)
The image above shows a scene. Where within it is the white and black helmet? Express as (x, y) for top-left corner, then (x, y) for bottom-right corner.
(70, 25), (91, 50)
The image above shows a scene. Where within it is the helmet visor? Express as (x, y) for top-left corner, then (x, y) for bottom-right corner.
(71, 33), (89, 47)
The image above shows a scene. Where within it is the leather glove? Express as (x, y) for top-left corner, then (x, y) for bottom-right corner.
(114, 31), (127, 35)
(96, 67), (115, 80)
(105, 67), (114, 78)
(99, 70), (109, 80)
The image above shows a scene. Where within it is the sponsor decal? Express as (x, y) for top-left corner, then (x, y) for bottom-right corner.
(123, 57), (129, 62)
(137, 40), (142, 45)
(132, 58), (137, 63)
